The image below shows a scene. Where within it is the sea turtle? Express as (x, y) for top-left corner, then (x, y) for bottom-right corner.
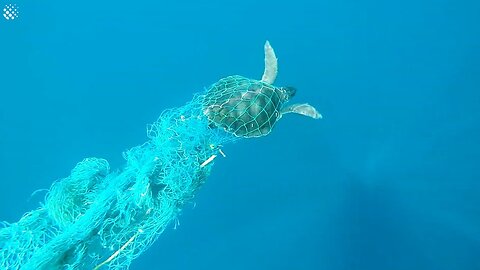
(203, 41), (321, 138)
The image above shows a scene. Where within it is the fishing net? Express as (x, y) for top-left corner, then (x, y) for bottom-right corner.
(0, 39), (321, 270)
(0, 94), (235, 270)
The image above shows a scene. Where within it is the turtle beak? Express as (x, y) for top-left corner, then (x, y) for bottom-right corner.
(282, 87), (296, 101)
(288, 87), (297, 98)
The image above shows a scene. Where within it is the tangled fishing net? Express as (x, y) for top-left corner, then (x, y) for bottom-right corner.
(0, 40), (321, 269)
(0, 94), (235, 270)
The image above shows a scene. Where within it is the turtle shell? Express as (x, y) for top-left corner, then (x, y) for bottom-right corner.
(203, 75), (287, 138)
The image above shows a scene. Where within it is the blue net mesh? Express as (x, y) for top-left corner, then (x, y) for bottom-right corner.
(0, 94), (236, 269)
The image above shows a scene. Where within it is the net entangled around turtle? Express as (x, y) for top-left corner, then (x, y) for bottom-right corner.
(203, 41), (322, 138)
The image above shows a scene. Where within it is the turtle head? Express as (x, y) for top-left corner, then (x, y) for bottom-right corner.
(278, 86), (296, 102)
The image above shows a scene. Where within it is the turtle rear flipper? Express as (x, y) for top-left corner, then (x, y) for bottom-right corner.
(281, 103), (322, 119)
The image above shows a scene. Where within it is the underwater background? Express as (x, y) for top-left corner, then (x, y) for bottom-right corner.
(0, 0), (479, 269)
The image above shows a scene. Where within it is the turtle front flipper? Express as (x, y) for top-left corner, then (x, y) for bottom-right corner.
(261, 41), (278, 84)
(281, 103), (322, 119)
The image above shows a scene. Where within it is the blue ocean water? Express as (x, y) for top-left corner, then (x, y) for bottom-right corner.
(1, 0), (479, 269)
